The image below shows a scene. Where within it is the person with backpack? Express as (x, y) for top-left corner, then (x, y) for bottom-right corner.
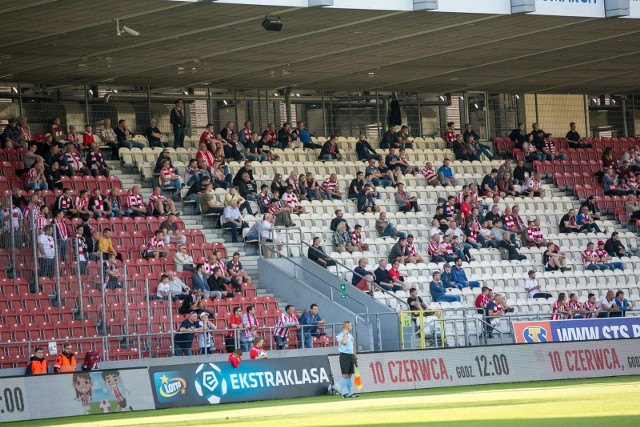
(25, 346), (47, 375)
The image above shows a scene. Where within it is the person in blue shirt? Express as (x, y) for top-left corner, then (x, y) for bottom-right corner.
(293, 121), (322, 149)
(441, 263), (463, 290)
(429, 271), (462, 303)
(576, 205), (602, 233)
(437, 158), (457, 186)
(297, 303), (326, 348)
(336, 320), (358, 398)
(352, 258), (373, 286)
(451, 258), (481, 288)
(614, 290), (632, 317)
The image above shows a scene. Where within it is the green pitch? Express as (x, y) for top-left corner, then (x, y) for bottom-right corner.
(11, 376), (640, 427)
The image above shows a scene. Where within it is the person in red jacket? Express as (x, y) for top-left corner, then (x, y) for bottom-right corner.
(228, 349), (243, 368)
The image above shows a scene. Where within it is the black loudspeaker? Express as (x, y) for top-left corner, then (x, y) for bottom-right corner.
(262, 16), (283, 32)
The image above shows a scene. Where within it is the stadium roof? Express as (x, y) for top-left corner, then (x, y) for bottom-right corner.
(3, 0), (640, 93)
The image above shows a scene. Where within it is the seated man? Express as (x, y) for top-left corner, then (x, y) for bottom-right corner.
(498, 232), (526, 261)
(418, 162), (440, 186)
(405, 234), (424, 264)
(437, 158), (457, 186)
(307, 237), (336, 268)
(596, 241), (624, 271)
(388, 236), (413, 264)
(148, 186), (178, 216)
(597, 290), (621, 318)
(526, 219), (547, 248)
(428, 234), (456, 263)
(394, 183), (420, 213)
(355, 134), (381, 161)
(485, 294), (506, 338)
(523, 172), (545, 198)
(373, 259), (403, 293)
(604, 232), (633, 258)
(352, 258), (374, 287)
(441, 263), (463, 290)
(350, 225), (369, 252)
(542, 242), (571, 272)
(451, 258), (480, 288)
(143, 230), (169, 259)
(332, 222), (356, 254)
(222, 199), (249, 243)
(429, 271), (462, 303)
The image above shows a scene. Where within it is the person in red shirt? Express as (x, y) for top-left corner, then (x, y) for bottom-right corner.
(228, 349), (242, 368)
(475, 286), (491, 314)
(226, 306), (244, 353)
(443, 121), (457, 145)
(249, 337), (268, 360)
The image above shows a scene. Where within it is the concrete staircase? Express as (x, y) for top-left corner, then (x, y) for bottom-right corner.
(106, 160), (287, 307)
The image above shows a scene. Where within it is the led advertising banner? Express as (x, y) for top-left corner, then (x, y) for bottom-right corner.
(512, 318), (640, 344)
(149, 356), (332, 409)
(0, 368), (155, 422)
(328, 339), (640, 393)
(532, 0), (605, 18)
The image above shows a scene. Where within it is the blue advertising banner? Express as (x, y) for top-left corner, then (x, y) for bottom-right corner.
(149, 356), (332, 408)
(513, 317), (640, 344)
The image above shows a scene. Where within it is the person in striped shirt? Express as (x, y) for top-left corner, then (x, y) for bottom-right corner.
(63, 143), (90, 176)
(149, 186), (178, 216)
(567, 293), (584, 319)
(52, 210), (69, 262)
(274, 305), (299, 350)
(551, 293), (571, 320)
(320, 173), (343, 200)
(541, 133), (566, 161)
(89, 188), (113, 218)
(418, 162), (439, 186)
(159, 159), (183, 190)
(582, 293), (599, 318)
(126, 186), (148, 217)
(525, 219), (546, 247)
(394, 183), (421, 213)
(143, 230), (169, 259)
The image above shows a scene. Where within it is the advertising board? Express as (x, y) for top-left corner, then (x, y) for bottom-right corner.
(0, 368), (154, 422)
(149, 356), (332, 408)
(532, 0), (606, 18)
(328, 339), (640, 393)
(512, 317), (640, 344)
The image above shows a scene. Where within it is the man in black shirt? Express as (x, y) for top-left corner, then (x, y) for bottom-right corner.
(529, 123), (546, 149)
(233, 161), (255, 186)
(462, 123), (480, 143)
(432, 206), (449, 232)
(352, 258), (374, 286)
(565, 122), (593, 149)
(499, 232), (526, 261)
(185, 176), (209, 215)
(348, 172), (365, 199)
(175, 311), (202, 356)
(238, 173), (258, 201)
(513, 159), (530, 184)
(407, 287), (429, 330)
(356, 134), (381, 161)
(308, 237), (336, 268)
(508, 122), (527, 149)
(380, 125), (399, 149)
(373, 259), (402, 293)
(330, 209), (349, 232)
(145, 118), (168, 148)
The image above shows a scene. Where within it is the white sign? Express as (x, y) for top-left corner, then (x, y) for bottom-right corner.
(532, 0), (605, 18)
(435, 0), (511, 14)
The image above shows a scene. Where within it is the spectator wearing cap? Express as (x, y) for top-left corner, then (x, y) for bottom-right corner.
(524, 270), (552, 299)
(596, 241), (624, 271)
(429, 271), (462, 303)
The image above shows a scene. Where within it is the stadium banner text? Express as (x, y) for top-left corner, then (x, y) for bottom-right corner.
(328, 339), (640, 393)
(149, 356), (332, 409)
(0, 368), (154, 422)
(512, 317), (640, 344)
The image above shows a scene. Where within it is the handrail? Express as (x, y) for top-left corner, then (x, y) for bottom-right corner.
(259, 236), (372, 315)
(295, 238), (409, 309)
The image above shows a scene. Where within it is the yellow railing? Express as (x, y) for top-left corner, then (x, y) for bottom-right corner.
(399, 309), (445, 350)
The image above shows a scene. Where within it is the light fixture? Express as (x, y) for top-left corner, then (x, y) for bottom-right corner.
(11, 87), (17, 94)
(223, 100), (228, 105)
(438, 96), (445, 101)
(273, 93), (279, 97)
(515, 94), (520, 100)
(611, 98), (616, 105)
(88, 89), (94, 96)
(474, 103), (479, 109)
(183, 90), (188, 95)
(295, 93), (301, 97)
(459, 96), (464, 101)
(116, 19), (141, 37)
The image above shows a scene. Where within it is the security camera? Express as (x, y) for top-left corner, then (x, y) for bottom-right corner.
(122, 26), (140, 37)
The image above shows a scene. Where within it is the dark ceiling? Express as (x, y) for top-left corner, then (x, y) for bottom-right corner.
(2, 0), (640, 93)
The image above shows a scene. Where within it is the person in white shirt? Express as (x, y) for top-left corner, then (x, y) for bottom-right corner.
(157, 274), (172, 299)
(37, 225), (56, 278)
(167, 271), (191, 301)
(524, 270), (552, 299)
(597, 290), (621, 318)
(429, 219), (443, 239)
(222, 199), (249, 243)
(247, 213), (283, 258)
(174, 245), (195, 272)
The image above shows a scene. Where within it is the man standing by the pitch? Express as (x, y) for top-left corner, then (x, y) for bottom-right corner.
(337, 321), (358, 398)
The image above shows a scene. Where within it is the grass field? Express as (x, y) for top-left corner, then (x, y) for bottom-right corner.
(11, 376), (640, 427)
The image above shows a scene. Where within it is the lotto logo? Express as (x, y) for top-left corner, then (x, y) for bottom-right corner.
(523, 326), (549, 343)
(194, 363), (228, 404)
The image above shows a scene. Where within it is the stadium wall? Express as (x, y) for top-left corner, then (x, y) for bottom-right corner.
(2, 339), (639, 422)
